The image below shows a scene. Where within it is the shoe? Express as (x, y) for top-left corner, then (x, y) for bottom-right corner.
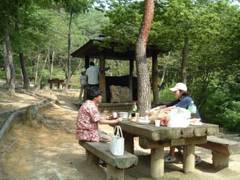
(164, 155), (176, 163)
(195, 155), (202, 165)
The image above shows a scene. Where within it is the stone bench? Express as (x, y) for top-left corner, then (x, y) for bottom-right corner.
(197, 136), (240, 169)
(79, 141), (138, 180)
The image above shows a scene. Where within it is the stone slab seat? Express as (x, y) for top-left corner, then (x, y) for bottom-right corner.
(197, 136), (240, 169)
(79, 141), (138, 180)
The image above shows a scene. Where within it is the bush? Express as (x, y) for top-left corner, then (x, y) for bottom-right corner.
(217, 101), (240, 132)
(159, 83), (175, 103)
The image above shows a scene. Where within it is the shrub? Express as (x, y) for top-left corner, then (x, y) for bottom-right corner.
(217, 101), (240, 132)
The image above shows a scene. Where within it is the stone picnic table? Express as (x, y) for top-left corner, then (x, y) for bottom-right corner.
(118, 120), (219, 179)
(47, 78), (65, 89)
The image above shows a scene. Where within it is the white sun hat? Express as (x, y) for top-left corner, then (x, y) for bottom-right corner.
(170, 83), (187, 92)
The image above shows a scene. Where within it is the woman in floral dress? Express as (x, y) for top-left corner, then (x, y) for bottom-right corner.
(76, 88), (119, 142)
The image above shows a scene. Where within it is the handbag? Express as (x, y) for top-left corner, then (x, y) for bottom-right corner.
(110, 126), (125, 156)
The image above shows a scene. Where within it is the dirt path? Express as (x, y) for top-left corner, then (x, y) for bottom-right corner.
(0, 100), (108, 180)
(0, 90), (240, 180)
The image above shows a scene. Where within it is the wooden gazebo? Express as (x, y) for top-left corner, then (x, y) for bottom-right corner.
(71, 37), (168, 104)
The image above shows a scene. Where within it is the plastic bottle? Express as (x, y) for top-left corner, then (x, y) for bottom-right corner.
(188, 101), (197, 114)
(131, 102), (138, 117)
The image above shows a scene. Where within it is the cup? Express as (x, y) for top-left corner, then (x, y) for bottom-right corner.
(135, 113), (139, 120)
(112, 112), (118, 119)
(155, 119), (161, 127)
(145, 115), (149, 121)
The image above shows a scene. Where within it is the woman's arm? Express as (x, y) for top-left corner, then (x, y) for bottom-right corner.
(175, 96), (192, 109)
(99, 118), (119, 125)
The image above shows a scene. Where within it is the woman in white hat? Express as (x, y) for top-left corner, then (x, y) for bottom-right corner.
(164, 82), (201, 164)
(167, 82), (192, 108)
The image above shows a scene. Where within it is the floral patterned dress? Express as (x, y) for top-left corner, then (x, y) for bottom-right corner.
(76, 100), (101, 142)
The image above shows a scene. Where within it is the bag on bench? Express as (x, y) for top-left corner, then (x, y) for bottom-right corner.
(110, 126), (124, 156)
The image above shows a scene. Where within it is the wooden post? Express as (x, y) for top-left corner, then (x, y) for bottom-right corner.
(152, 53), (160, 105)
(83, 56), (90, 101)
(85, 56), (90, 70)
(99, 57), (106, 102)
(151, 146), (164, 178)
(183, 145), (195, 173)
(129, 59), (134, 101)
(107, 165), (124, 180)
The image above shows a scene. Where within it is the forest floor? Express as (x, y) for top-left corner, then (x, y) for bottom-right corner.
(0, 85), (240, 180)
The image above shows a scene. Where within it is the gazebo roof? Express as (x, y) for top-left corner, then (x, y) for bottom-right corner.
(71, 38), (168, 60)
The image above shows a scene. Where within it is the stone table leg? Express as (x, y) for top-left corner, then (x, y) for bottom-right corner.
(212, 151), (229, 169)
(124, 132), (134, 153)
(183, 144), (195, 173)
(151, 146), (164, 178)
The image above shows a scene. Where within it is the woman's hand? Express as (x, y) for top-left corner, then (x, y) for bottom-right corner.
(106, 115), (112, 120)
(115, 118), (122, 124)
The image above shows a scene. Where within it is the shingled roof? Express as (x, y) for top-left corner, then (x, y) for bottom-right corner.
(71, 38), (167, 60)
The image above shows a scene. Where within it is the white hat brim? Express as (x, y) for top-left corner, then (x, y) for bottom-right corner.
(170, 87), (177, 92)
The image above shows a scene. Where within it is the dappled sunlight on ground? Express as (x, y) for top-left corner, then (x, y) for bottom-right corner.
(0, 90), (40, 111)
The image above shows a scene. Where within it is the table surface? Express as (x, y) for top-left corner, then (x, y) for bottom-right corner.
(119, 120), (219, 141)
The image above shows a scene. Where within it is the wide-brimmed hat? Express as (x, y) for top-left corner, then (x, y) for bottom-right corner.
(170, 83), (187, 92)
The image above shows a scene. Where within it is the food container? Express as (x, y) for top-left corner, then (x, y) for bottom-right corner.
(112, 112), (118, 119)
(138, 116), (150, 124)
(118, 112), (129, 120)
(155, 119), (161, 127)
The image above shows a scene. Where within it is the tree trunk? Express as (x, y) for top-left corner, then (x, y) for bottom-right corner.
(34, 54), (41, 86)
(66, 9), (73, 89)
(159, 66), (166, 88)
(37, 52), (48, 89)
(19, 52), (30, 89)
(152, 53), (160, 105)
(49, 51), (55, 80)
(181, 34), (189, 84)
(71, 62), (81, 77)
(135, 0), (154, 116)
(3, 29), (16, 94)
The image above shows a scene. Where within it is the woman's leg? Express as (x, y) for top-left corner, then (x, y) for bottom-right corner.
(165, 146), (176, 162)
(169, 147), (176, 156)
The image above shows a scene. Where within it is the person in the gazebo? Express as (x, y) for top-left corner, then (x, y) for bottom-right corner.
(79, 71), (87, 100)
(86, 61), (99, 89)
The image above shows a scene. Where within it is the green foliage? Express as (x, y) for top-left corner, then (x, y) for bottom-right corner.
(0, 1), (108, 89)
(103, 2), (142, 46)
(218, 101), (240, 132)
(56, 0), (92, 14)
(159, 83), (175, 103)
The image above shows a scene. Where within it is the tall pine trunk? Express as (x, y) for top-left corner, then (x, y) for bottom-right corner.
(49, 51), (55, 80)
(19, 52), (30, 89)
(152, 53), (160, 105)
(34, 54), (41, 86)
(3, 29), (16, 94)
(136, 0), (154, 115)
(37, 52), (49, 89)
(66, 9), (73, 89)
(181, 34), (189, 84)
